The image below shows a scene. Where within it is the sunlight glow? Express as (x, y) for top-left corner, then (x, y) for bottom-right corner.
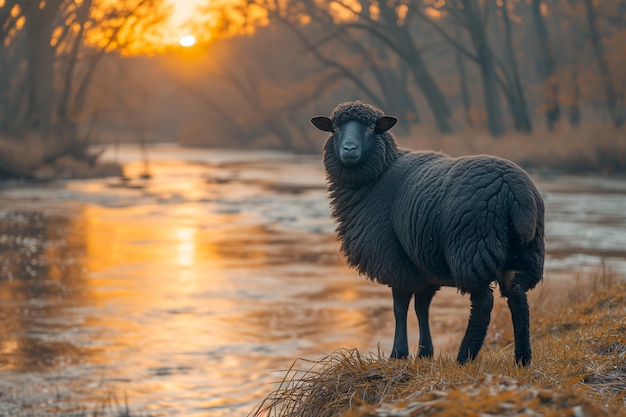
(176, 227), (196, 267)
(179, 34), (196, 47)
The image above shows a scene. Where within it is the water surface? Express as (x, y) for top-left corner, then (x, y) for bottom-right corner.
(0, 145), (625, 416)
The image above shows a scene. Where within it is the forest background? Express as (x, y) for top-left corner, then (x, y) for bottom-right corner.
(0, 0), (625, 178)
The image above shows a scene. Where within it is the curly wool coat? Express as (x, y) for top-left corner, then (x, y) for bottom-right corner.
(322, 101), (545, 296)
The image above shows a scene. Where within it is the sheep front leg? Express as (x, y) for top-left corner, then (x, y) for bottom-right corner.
(507, 284), (532, 366)
(414, 285), (439, 358)
(457, 288), (494, 364)
(390, 288), (412, 359)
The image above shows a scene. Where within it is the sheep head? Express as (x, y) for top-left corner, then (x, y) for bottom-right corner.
(311, 116), (397, 167)
(312, 101), (403, 186)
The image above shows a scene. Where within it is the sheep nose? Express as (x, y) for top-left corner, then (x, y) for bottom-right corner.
(343, 144), (357, 153)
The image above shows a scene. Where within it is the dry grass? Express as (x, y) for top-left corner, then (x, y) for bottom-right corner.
(251, 271), (626, 417)
(398, 124), (626, 175)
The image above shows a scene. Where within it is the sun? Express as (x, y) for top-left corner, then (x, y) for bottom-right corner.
(179, 35), (196, 47)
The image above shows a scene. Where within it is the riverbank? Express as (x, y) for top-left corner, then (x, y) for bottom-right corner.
(2, 123), (626, 181)
(0, 135), (122, 181)
(184, 123), (626, 176)
(252, 275), (626, 417)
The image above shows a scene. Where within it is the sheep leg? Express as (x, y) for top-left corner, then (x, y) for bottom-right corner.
(414, 285), (439, 358)
(457, 288), (494, 364)
(506, 283), (532, 366)
(390, 288), (412, 359)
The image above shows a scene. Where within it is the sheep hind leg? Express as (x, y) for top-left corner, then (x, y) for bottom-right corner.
(390, 288), (412, 359)
(414, 285), (439, 358)
(506, 280), (532, 366)
(457, 287), (494, 364)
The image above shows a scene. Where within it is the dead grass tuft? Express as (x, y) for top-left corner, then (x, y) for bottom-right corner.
(252, 275), (626, 417)
(251, 348), (416, 417)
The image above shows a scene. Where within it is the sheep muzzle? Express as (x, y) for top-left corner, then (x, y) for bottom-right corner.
(336, 120), (366, 167)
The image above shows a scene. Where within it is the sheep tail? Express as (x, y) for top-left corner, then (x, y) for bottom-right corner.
(507, 181), (541, 245)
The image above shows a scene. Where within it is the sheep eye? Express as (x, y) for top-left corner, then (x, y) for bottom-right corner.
(368, 125), (375, 132)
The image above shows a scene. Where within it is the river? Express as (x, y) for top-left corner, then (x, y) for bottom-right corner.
(0, 144), (624, 416)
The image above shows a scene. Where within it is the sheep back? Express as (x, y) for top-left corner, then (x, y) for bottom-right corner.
(391, 152), (544, 294)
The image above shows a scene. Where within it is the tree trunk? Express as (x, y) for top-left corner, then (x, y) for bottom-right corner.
(455, 29), (472, 126)
(407, 56), (454, 133)
(23, 1), (59, 138)
(463, 0), (505, 137)
(501, 0), (532, 132)
(568, 68), (581, 127)
(0, 34), (28, 135)
(530, 0), (560, 130)
(369, 38), (419, 134)
(376, 3), (453, 133)
(398, 43), (452, 134)
(58, 0), (93, 133)
(479, 55), (506, 137)
(582, 0), (624, 127)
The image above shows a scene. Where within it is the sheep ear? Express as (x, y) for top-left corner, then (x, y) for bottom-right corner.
(375, 116), (398, 133)
(311, 116), (334, 132)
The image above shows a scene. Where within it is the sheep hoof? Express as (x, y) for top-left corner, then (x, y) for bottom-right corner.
(456, 356), (471, 365)
(516, 352), (532, 367)
(456, 349), (476, 365)
(390, 350), (409, 360)
(417, 347), (433, 358)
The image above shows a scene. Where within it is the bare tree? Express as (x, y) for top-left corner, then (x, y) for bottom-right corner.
(178, 0), (626, 147)
(253, 0), (454, 133)
(418, 0), (507, 136)
(267, 10), (419, 133)
(0, 0), (166, 152)
(339, 0), (453, 132)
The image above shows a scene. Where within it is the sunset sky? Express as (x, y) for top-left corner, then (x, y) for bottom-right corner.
(168, 0), (205, 45)
(169, 0), (203, 26)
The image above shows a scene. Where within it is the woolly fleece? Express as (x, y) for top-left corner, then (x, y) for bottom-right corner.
(321, 101), (545, 295)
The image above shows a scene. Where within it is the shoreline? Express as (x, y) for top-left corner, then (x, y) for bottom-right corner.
(2, 141), (625, 183)
(252, 279), (626, 416)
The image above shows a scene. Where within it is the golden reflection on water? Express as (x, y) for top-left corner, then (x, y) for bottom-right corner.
(175, 226), (196, 268)
(0, 206), (461, 414)
(1, 173), (397, 415)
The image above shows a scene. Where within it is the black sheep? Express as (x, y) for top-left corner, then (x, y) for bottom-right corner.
(311, 101), (545, 366)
